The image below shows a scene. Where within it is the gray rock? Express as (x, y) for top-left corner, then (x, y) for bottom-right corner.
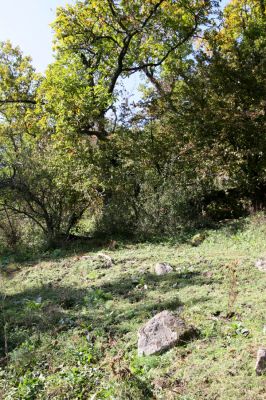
(85, 331), (90, 342)
(138, 310), (188, 356)
(35, 296), (42, 304)
(81, 253), (114, 268)
(255, 257), (266, 272)
(255, 348), (266, 375)
(154, 262), (173, 276)
(97, 253), (113, 268)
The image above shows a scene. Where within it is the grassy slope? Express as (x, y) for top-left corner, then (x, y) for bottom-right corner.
(0, 214), (266, 399)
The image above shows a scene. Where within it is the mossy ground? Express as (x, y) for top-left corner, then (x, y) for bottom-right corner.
(0, 214), (266, 399)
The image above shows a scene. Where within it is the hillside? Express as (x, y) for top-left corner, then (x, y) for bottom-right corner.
(0, 214), (266, 399)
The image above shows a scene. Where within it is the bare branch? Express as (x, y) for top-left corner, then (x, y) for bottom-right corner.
(0, 99), (36, 105)
(0, 204), (47, 232)
(122, 19), (199, 74)
(92, 34), (122, 47)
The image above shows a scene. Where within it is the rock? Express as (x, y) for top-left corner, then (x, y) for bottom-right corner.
(255, 348), (266, 375)
(80, 255), (92, 260)
(203, 271), (213, 279)
(35, 296), (42, 304)
(255, 257), (266, 272)
(154, 262), (173, 276)
(97, 253), (113, 268)
(79, 253), (114, 268)
(85, 331), (90, 342)
(138, 310), (189, 356)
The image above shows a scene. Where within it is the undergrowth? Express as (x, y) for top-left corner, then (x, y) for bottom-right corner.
(0, 213), (265, 399)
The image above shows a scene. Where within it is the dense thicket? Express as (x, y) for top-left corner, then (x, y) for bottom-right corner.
(0, 0), (265, 248)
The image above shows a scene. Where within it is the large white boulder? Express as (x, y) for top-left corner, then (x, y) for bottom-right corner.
(138, 310), (188, 356)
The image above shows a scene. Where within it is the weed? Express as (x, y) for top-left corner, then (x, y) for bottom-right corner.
(225, 260), (239, 318)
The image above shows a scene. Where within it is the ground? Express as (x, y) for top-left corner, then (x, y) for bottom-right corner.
(0, 214), (266, 399)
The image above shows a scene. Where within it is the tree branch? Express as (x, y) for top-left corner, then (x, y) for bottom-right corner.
(122, 19), (199, 74)
(0, 203), (46, 232)
(0, 99), (36, 105)
(140, 0), (166, 30)
(107, 0), (128, 32)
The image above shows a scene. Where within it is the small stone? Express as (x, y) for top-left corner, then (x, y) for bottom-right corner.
(203, 271), (213, 279)
(263, 326), (266, 335)
(138, 310), (191, 356)
(85, 332), (90, 342)
(255, 257), (266, 272)
(80, 255), (92, 260)
(97, 253), (113, 268)
(255, 348), (266, 375)
(154, 262), (173, 276)
(35, 296), (42, 304)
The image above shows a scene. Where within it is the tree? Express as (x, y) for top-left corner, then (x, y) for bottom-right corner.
(0, 42), (101, 246)
(135, 0), (266, 217)
(47, 0), (215, 139)
(192, 0), (266, 205)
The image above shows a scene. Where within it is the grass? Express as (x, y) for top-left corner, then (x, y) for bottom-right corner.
(0, 213), (266, 399)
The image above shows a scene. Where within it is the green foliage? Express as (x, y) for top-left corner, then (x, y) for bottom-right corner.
(49, 0), (213, 136)
(17, 372), (44, 400)
(0, 42), (102, 247)
(0, 0), (265, 247)
(84, 288), (113, 305)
